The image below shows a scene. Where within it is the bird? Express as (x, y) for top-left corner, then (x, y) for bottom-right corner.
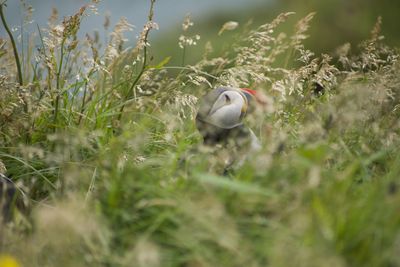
(195, 86), (262, 172)
(0, 168), (16, 223)
(0, 160), (16, 225)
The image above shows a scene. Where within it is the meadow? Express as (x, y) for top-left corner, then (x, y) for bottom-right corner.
(0, 1), (400, 266)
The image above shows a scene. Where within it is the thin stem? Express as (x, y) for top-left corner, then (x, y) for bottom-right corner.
(57, 39), (66, 90)
(20, 16), (25, 80)
(159, 66), (219, 80)
(53, 38), (66, 129)
(283, 47), (294, 69)
(37, 24), (53, 93)
(182, 45), (186, 66)
(78, 80), (88, 125)
(0, 3), (23, 85)
(118, 0), (156, 121)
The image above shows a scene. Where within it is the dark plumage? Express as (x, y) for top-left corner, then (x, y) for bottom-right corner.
(196, 119), (254, 147)
(0, 173), (16, 222)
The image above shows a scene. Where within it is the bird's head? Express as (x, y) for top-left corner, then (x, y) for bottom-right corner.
(196, 86), (258, 129)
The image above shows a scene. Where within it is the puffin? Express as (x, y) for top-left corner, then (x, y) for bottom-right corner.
(195, 86), (262, 171)
(0, 172), (16, 222)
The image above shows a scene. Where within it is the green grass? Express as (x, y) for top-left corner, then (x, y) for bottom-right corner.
(1, 2), (400, 267)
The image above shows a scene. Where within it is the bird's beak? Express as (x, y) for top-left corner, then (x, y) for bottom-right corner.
(239, 88), (255, 115)
(241, 100), (248, 114)
(240, 88), (257, 104)
(241, 88), (257, 97)
(240, 88), (269, 106)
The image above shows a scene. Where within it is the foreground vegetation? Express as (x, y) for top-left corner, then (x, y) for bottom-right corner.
(1, 1), (400, 266)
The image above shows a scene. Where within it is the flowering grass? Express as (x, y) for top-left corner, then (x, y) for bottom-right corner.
(0, 1), (400, 266)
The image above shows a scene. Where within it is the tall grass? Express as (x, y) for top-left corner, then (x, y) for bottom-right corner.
(1, 1), (400, 266)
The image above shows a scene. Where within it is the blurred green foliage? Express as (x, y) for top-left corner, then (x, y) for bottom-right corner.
(152, 0), (400, 66)
(0, 1), (400, 266)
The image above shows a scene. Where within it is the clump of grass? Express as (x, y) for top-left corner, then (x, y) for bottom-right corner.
(1, 1), (400, 266)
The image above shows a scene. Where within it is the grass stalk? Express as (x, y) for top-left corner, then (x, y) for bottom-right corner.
(182, 45), (186, 66)
(78, 80), (88, 125)
(117, 0), (156, 121)
(53, 38), (66, 129)
(37, 24), (53, 93)
(0, 2), (23, 86)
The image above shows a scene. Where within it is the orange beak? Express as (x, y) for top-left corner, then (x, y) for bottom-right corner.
(240, 88), (268, 106)
(239, 88), (255, 114)
(240, 88), (257, 96)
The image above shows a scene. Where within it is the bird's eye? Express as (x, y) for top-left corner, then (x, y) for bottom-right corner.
(224, 94), (231, 103)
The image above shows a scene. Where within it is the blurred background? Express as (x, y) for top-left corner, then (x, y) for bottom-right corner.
(1, 0), (400, 65)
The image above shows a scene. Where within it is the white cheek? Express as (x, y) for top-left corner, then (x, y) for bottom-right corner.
(208, 103), (243, 129)
(205, 91), (246, 129)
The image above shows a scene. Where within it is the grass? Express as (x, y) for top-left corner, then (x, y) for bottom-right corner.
(1, 1), (400, 266)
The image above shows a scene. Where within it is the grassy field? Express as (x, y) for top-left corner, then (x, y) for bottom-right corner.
(1, 1), (400, 266)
